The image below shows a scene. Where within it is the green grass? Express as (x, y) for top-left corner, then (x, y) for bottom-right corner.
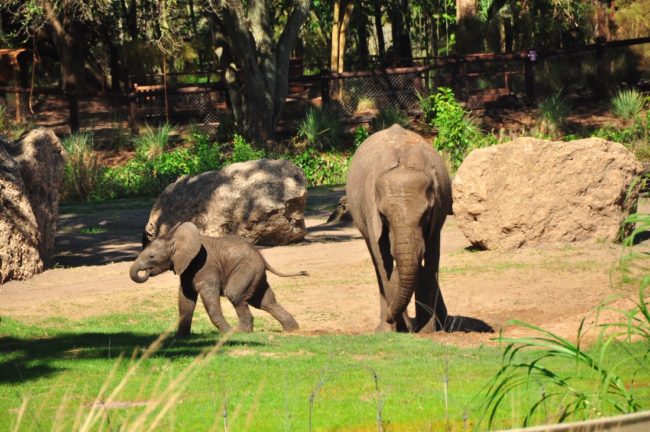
(78, 226), (109, 235)
(2, 310), (649, 431)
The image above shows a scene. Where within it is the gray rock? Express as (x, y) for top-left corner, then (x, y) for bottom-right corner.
(0, 143), (43, 283)
(452, 137), (643, 249)
(145, 159), (307, 246)
(7, 128), (66, 264)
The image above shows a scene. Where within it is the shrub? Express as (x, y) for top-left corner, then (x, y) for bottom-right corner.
(189, 128), (223, 172)
(611, 88), (646, 121)
(430, 87), (483, 171)
(370, 107), (409, 132)
(61, 132), (103, 202)
(230, 134), (265, 163)
(353, 125), (369, 148)
(594, 111), (649, 161)
(536, 94), (570, 139)
(101, 159), (155, 199)
(134, 123), (173, 160)
(290, 148), (349, 187)
(296, 106), (343, 151)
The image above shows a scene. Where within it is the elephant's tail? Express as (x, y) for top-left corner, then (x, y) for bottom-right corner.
(265, 262), (309, 278)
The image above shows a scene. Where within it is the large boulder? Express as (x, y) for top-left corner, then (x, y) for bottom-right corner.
(0, 144), (43, 283)
(452, 137), (643, 249)
(145, 159), (307, 245)
(6, 129), (66, 264)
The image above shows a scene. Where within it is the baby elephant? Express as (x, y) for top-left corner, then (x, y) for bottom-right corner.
(129, 222), (304, 335)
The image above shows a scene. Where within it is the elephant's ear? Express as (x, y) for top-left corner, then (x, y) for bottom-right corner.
(170, 222), (202, 275)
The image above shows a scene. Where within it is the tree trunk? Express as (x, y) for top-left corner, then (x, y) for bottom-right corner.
(373, 0), (386, 61)
(389, 0), (413, 66)
(356, 6), (370, 67)
(455, 0), (482, 53)
(330, 1), (341, 72)
(43, 0), (84, 132)
(212, 0), (309, 146)
(337, 1), (354, 73)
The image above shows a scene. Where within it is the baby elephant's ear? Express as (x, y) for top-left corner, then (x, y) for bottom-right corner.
(170, 222), (202, 275)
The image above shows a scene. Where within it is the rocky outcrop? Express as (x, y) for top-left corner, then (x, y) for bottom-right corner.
(0, 144), (43, 283)
(452, 137), (643, 249)
(145, 159), (307, 245)
(6, 129), (66, 264)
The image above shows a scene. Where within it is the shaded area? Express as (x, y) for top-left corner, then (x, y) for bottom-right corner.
(444, 315), (494, 333)
(53, 187), (348, 268)
(53, 207), (150, 267)
(0, 331), (264, 384)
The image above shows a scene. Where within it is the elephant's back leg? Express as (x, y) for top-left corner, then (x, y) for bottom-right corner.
(249, 278), (299, 332)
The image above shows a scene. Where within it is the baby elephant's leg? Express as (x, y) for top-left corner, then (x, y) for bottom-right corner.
(199, 284), (232, 334)
(251, 280), (299, 332)
(224, 272), (256, 332)
(177, 283), (197, 336)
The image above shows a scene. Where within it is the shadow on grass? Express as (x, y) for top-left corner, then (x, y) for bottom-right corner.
(0, 331), (264, 384)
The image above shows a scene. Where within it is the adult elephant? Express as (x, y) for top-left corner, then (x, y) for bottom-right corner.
(346, 124), (452, 333)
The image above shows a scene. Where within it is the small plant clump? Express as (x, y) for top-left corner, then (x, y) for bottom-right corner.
(61, 132), (102, 202)
(230, 133), (265, 163)
(611, 88), (646, 121)
(536, 93), (570, 139)
(134, 123), (173, 160)
(370, 107), (409, 132)
(296, 106), (343, 151)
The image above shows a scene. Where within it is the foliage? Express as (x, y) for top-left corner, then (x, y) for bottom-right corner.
(188, 128), (223, 172)
(296, 106), (343, 151)
(134, 123), (174, 161)
(61, 132), (102, 202)
(370, 107), (409, 132)
(476, 211), (650, 429)
(230, 134), (265, 163)
(611, 88), (647, 121)
(536, 94), (570, 139)
(353, 125), (369, 148)
(594, 111), (650, 161)
(430, 87), (483, 171)
(290, 148), (349, 187)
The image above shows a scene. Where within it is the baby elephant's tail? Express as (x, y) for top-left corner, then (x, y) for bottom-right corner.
(265, 262), (309, 278)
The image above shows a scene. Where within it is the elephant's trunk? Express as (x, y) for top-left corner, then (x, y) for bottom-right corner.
(129, 260), (151, 283)
(386, 229), (421, 324)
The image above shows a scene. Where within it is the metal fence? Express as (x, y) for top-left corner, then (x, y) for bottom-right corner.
(1, 37), (648, 134)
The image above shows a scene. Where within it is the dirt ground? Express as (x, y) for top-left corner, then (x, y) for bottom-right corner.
(1, 188), (648, 347)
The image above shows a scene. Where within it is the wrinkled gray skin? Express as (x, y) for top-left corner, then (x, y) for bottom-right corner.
(346, 124), (452, 333)
(129, 222), (303, 335)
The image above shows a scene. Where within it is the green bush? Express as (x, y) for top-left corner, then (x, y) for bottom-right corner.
(370, 107), (409, 132)
(61, 132), (103, 202)
(134, 123), (174, 160)
(611, 88), (646, 121)
(230, 134), (265, 163)
(594, 111), (649, 161)
(353, 125), (369, 148)
(296, 106), (343, 150)
(537, 94), (570, 138)
(189, 128), (223, 172)
(430, 87), (483, 171)
(290, 148), (349, 187)
(100, 159), (155, 199)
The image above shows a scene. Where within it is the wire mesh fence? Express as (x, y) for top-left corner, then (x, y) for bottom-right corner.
(1, 38), (648, 135)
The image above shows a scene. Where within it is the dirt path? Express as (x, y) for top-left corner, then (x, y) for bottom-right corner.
(1, 189), (648, 347)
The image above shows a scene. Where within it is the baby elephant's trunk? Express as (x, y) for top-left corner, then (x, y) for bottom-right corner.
(129, 261), (150, 283)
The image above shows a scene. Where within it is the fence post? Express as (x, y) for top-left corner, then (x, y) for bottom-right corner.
(67, 90), (79, 133)
(320, 69), (330, 106)
(595, 36), (607, 99)
(524, 49), (537, 105)
(129, 84), (139, 134)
